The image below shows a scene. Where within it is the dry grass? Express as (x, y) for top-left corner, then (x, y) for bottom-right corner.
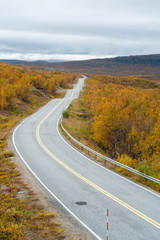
(0, 150), (65, 240)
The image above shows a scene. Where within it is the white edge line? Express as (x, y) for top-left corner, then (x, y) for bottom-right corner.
(57, 99), (160, 199)
(12, 98), (102, 240)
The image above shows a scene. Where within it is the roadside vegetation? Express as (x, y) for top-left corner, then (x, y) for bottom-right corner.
(62, 75), (160, 191)
(0, 62), (79, 239)
(62, 110), (70, 118)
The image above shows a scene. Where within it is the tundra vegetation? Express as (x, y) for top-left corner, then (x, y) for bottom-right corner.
(63, 75), (160, 191)
(0, 62), (78, 239)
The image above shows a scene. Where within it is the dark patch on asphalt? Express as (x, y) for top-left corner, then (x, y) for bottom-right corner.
(75, 201), (87, 205)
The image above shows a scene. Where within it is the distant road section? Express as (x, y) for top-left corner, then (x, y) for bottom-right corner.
(13, 76), (160, 240)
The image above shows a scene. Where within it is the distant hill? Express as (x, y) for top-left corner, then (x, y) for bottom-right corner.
(0, 59), (24, 63)
(0, 59), (65, 63)
(0, 59), (48, 63)
(11, 54), (160, 80)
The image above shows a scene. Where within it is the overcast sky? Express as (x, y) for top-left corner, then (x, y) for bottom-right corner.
(0, 0), (160, 61)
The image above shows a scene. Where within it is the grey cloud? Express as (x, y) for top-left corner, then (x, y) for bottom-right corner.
(0, 0), (160, 60)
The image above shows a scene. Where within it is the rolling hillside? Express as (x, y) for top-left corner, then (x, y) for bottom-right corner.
(12, 54), (160, 80)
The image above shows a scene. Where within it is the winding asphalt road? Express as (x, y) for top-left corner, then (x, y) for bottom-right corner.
(13, 76), (160, 240)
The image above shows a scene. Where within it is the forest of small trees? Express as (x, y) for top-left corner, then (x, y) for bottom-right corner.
(0, 63), (77, 110)
(84, 75), (160, 181)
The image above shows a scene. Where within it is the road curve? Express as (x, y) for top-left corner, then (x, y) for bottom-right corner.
(13, 76), (160, 240)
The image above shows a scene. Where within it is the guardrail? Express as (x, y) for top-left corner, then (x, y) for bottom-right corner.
(60, 119), (160, 184)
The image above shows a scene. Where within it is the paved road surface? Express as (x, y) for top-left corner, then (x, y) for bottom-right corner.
(13, 76), (160, 240)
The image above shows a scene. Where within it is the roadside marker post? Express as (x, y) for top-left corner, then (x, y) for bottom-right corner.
(107, 209), (109, 240)
(6, 138), (8, 149)
(5, 129), (8, 149)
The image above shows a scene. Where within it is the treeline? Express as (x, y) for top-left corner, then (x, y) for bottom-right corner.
(84, 75), (160, 181)
(0, 63), (77, 110)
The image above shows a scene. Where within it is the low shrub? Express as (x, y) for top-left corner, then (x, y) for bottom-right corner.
(62, 110), (69, 118)
(4, 151), (14, 158)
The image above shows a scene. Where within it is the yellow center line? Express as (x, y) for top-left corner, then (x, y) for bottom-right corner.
(69, 87), (75, 99)
(36, 91), (160, 230)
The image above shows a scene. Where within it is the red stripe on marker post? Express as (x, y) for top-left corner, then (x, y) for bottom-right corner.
(5, 130), (8, 149)
(107, 209), (109, 240)
(6, 138), (8, 149)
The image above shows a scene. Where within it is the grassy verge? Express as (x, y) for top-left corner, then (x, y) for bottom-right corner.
(61, 93), (160, 192)
(0, 151), (64, 240)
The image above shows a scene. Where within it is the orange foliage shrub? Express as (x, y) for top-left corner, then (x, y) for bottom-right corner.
(84, 75), (160, 178)
(0, 63), (77, 110)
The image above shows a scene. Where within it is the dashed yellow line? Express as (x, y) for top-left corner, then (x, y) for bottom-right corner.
(36, 92), (160, 230)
